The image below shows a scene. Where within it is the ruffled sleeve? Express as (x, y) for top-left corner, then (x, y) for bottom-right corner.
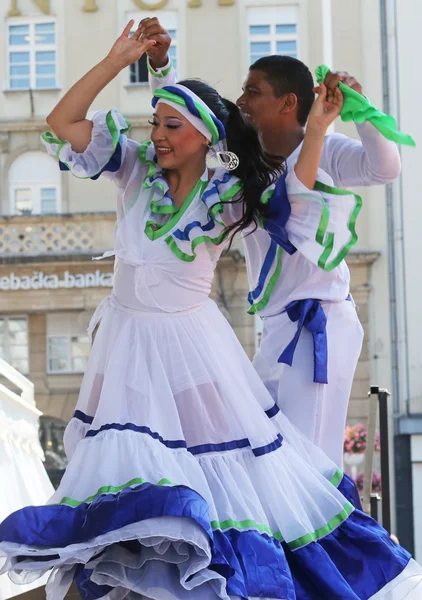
(162, 170), (244, 263)
(262, 167), (362, 272)
(41, 108), (137, 187)
(148, 56), (178, 92)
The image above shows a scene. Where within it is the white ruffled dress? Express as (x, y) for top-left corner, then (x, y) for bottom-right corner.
(0, 109), (420, 600)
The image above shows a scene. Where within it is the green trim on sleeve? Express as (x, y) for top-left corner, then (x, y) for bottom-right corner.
(147, 56), (173, 78)
(41, 110), (131, 179)
(145, 179), (208, 241)
(313, 180), (362, 272)
(247, 246), (284, 315)
(260, 188), (274, 206)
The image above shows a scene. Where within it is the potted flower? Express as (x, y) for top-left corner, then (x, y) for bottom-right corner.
(343, 424), (380, 478)
(355, 471), (382, 494)
(344, 423), (380, 454)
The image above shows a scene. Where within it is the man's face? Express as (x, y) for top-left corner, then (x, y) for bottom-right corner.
(237, 69), (285, 132)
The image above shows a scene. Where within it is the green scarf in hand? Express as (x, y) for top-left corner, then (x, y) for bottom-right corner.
(315, 65), (415, 147)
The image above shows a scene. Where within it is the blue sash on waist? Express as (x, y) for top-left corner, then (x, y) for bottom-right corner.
(278, 296), (351, 384)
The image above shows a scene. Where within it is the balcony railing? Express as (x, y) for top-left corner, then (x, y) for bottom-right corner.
(0, 212), (115, 258)
(0, 357), (53, 598)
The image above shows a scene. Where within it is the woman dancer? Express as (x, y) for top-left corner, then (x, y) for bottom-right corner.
(0, 22), (420, 600)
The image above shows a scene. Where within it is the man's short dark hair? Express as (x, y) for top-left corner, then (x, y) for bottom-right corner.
(250, 55), (315, 126)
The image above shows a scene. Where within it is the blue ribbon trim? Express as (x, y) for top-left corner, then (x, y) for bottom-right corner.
(0, 481), (412, 600)
(1, 482), (293, 599)
(201, 172), (233, 203)
(86, 423), (188, 450)
(339, 473), (363, 511)
(75, 413), (283, 457)
(253, 433), (283, 457)
(173, 218), (215, 241)
(189, 438), (250, 455)
(173, 173), (234, 241)
(60, 137), (124, 181)
(278, 299), (328, 384)
(73, 410), (93, 425)
(284, 509), (411, 600)
(265, 403), (280, 418)
(263, 171), (297, 256)
(248, 240), (278, 305)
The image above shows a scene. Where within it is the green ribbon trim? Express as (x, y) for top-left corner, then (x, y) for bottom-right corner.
(147, 180), (179, 215)
(139, 141), (196, 216)
(42, 132), (68, 166)
(260, 188), (274, 206)
(58, 468), (350, 549)
(209, 204), (225, 227)
(329, 468), (343, 488)
(313, 180), (362, 272)
(150, 202), (179, 215)
(288, 501), (354, 550)
(160, 180), (243, 260)
(165, 230), (229, 262)
(206, 180), (244, 227)
(145, 179), (208, 241)
(42, 131), (64, 146)
(60, 477), (176, 507)
(147, 56), (173, 79)
(247, 246), (284, 315)
(220, 180), (244, 202)
(211, 518), (283, 540)
(315, 65), (416, 147)
(153, 88), (220, 146)
(41, 110), (131, 179)
(138, 141), (157, 181)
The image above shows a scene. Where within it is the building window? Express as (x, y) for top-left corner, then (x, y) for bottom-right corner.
(47, 336), (90, 374)
(9, 152), (61, 215)
(128, 12), (178, 85)
(7, 20), (57, 90)
(47, 313), (91, 374)
(248, 7), (298, 64)
(0, 317), (29, 374)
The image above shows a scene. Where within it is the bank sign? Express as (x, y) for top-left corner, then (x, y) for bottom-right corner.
(0, 270), (113, 291)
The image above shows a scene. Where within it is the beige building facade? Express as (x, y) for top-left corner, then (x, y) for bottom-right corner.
(0, 0), (420, 559)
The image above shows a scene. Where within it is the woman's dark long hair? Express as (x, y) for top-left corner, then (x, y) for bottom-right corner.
(178, 79), (284, 240)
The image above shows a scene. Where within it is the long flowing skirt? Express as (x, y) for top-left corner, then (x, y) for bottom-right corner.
(0, 297), (420, 599)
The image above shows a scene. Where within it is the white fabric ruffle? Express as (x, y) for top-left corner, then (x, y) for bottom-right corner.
(42, 108), (130, 179)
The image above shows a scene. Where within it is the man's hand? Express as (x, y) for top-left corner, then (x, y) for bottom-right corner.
(139, 17), (171, 69)
(308, 83), (343, 132)
(324, 70), (363, 102)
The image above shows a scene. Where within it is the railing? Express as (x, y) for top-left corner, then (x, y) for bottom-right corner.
(0, 212), (115, 257)
(0, 355), (45, 471)
(0, 358), (53, 598)
(362, 387), (391, 531)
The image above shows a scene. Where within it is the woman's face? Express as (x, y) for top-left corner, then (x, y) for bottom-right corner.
(150, 104), (208, 170)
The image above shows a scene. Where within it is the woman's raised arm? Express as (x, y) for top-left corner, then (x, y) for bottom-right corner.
(46, 21), (155, 152)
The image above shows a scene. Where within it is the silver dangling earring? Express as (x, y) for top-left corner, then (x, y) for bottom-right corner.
(215, 150), (240, 171)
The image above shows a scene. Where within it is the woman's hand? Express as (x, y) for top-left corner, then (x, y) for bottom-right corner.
(293, 83), (343, 189)
(307, 83), (343, 133)
(107, 20), (156, 71)
(46, 21), (155, 152)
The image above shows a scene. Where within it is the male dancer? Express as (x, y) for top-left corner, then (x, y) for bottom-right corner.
(140, 17), (401, 467)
